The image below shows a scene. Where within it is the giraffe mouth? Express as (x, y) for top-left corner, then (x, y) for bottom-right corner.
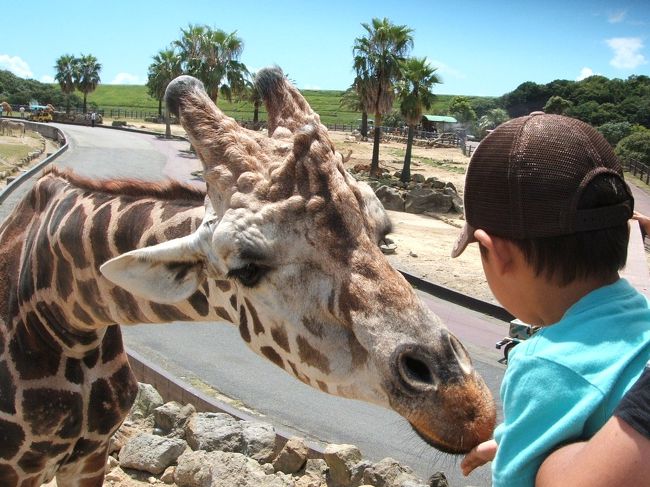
(408, 422), (469, 455)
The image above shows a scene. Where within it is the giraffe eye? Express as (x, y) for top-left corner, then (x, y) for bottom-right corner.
(228, 263), (268, 287)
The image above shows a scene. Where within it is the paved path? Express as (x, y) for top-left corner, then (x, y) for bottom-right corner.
(3, 123), (649, 486)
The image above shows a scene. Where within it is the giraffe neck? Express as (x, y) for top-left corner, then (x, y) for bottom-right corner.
(1, 170), (238, 357)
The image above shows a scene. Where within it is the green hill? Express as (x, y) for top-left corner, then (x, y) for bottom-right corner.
(84, 84), (490, 126)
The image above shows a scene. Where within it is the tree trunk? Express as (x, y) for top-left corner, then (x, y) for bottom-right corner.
(370, 113), (382, 177)
(83, 93), (87, 114)
(360, 112), (368, 138)
(401, 125), (415, 183)
(65, 95), (70, 115)
(165, 111), (172, 139)
(158, 98), (163, 117)
(253, 101), (259, 124)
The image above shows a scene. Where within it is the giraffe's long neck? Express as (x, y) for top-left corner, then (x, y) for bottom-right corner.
(1, 171), (237, 357)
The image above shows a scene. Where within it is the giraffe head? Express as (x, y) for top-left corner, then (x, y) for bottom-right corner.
(100, 68), (495, 453)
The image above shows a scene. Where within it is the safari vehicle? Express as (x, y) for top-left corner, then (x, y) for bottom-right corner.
(496, 319), (540, 364)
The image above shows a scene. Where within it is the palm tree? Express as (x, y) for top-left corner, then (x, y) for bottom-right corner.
(397, 57), (441, 183)
(147, 48), (182, 137)
(353, 17), (413, 176)
(175, 24), (248, 104)
(478, 108), (510, 138)
(75, 54), (101, 113)
(341, 79), (371, 137)
(239, 72), (263, 126)
(54, 54), (77, 114)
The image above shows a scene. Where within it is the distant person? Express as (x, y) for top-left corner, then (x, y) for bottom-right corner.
(19, 106), (25, 118)
(452, 113), (650, 486)
(535, 360), (650, 486)
(91, 111), (96, 128)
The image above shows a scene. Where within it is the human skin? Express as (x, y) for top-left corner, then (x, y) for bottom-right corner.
(535, 416), (650, 487)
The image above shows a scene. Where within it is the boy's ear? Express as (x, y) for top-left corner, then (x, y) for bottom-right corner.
(474, 229), (516, 275)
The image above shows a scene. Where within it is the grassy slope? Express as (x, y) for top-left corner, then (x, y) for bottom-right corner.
(84, 84), (487, 125)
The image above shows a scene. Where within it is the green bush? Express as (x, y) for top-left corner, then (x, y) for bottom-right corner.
(615, 129), (650, 166)
(599, 121), (633, 146)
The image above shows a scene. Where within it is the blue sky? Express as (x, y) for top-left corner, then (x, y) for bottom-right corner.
(1, 0), (649, 96)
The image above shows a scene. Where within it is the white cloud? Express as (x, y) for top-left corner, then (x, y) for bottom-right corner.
(111, 72), (141, 84)
(576, 67), (595, 81)
(606, 37), (647, 69)
(0, 54), (33, 78)
(608, 10), (627, 23)
(429, 59), (465, 80)
(40, 75), (55, 83)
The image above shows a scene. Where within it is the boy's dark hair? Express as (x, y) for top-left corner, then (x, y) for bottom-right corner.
(509, 173), (630, 286)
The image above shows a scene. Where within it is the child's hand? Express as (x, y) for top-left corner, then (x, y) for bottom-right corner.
(461, 439), (498, 476)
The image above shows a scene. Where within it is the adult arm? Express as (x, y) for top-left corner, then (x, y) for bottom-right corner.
(536, 416), (650, 487)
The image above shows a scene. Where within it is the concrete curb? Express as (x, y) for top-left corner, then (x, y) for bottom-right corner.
(0, 121), (68, 205)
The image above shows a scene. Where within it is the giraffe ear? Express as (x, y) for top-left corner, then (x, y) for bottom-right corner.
(100, 236), (205, 304)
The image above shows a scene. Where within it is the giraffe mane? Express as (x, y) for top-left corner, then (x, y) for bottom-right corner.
(44, 166), (206, 202)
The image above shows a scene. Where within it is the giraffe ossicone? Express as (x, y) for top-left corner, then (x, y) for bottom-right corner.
(0, 67), (495, 486)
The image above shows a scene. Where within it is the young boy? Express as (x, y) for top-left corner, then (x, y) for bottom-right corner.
(452, 112), (650, 486)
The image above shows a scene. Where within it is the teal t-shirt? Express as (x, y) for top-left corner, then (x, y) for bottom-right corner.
(492, 278), (650, 487)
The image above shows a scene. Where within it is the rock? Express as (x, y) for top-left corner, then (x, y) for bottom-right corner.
(109, 421), (140, 454)
(412, 173), (426, 183)
(362, 457), (425, 487)
(375, 185), (405, 212)
(428, 471), (449, 487)
(130, 383), (164, 420)
(175, 450), (294, 487)
(296, 458), (328, 487)
(161, 466), (176, 484)
(323, 444), (362, 486)
(351, 460), (373, 486)
(272, 436), (308, 474)
(118, 433), (187, 475)
(242, 420), (277, 464)
(404, 188), (452, 214)
(155, 401), (196, 436)
(185, 412), (244, 453)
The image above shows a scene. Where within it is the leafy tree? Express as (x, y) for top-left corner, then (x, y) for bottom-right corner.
(147, 48), (182, 137)
(478, 108), (509, 138)
(615, 130), (650, 167)
(340, 83), (370, 136)
(382, 110), (405, 127)
(175, 24), (248, 104)
(240, 72), (263, 125)
(543, 95), (573, 115)
(397, 57), (440, 182)
(500, 81), (549, 117)
(353, 17), (413, 176)
(598, 121), (633, 146)
(75, 54), (101, 113)
(54, 54), (77, 113)
(448, 96), (476, 124)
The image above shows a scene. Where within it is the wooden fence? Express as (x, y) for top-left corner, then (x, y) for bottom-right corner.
(624, 159), (650, 184)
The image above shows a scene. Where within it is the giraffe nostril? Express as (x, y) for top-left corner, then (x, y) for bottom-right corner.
(393, 345), (439, 393)
(402, 354), (434, 385)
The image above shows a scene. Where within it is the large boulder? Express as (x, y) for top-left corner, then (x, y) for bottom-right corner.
(185, 412), (244, 453)
(361, 457), (426, 487)
(375, 185), (405, 212)
(272, 436), (309, 474)
(175, 450), (294, 487)
(242, 421), (277, 464)
(404, 188), (452, 214)
(129, 383), (164, 420)
(323, 444), (362, 487)
(118, 433), (187, 475)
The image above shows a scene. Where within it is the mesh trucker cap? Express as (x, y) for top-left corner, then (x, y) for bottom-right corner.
(451, 112), (633, 258)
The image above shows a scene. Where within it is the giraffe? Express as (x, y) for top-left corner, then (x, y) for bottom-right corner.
(0, 67), (496, 486)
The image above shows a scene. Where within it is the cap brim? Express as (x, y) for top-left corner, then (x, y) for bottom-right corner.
(451, 222), (477, 258)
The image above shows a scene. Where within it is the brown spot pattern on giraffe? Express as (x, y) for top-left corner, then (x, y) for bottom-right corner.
(0, 360), (16, 414)
(245, 298), (264, 335)
(270, 325), (290, 353)
(22, 388), (82, 438)
(238, 304), (251, 342)
(297, 335), (331, 374)
(260, 346), (284, 369)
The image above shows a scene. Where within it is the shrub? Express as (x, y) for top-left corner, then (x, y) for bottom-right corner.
(615, 129), (650, 166)
(599, 121), (633, 146)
